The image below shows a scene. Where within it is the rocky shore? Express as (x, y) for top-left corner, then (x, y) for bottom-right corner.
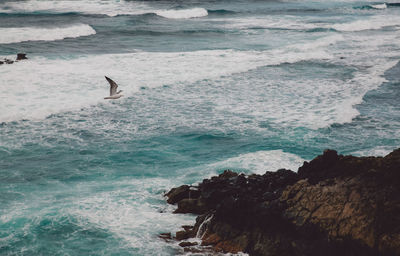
(0, 53), (28, 65)
(164, 149), (400, 255)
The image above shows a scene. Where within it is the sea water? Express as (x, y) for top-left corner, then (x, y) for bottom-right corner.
(0, 0), (399, 255)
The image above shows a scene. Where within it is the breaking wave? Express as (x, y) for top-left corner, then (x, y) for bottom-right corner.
(0, 24), (96, 44)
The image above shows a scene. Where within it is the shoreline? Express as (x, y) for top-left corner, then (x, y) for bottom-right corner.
(164, 149), (400, 255)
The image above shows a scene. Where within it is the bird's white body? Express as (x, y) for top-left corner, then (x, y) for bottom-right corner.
(104, 76), (123, 100)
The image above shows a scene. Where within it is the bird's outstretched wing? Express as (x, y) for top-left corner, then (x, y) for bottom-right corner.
(105, 76), (118, 96)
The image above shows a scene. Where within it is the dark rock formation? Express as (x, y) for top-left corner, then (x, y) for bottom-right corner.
(1, 53), (28, 65)
(3, 58), (14, 64)
(158, 232), (172, 240)
(16, 53), (28, 60)
(179, 241), (198, 247)
(164, 149), (400, 255)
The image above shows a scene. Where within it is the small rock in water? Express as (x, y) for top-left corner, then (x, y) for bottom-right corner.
(158, 232), (172, 240)
(16, 53), (28, 60)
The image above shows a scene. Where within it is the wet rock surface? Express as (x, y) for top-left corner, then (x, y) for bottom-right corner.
(164, 149), (400, 255)
(16, 53), (28, 60)
(0, 53), (28, 65)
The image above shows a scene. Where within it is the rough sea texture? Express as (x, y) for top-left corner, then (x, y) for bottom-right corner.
(0, 0), (399, 255)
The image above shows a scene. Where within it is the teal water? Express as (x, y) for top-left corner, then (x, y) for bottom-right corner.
(0, 0), (400, 255)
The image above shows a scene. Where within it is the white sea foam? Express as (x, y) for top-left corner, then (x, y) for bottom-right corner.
(352, 146), (395, 157)
(0, 35), (339, 123)
(217, 16), (321, 30)
(370, 3), (387, 9)
(332, 16), (400, 31)
(0, 24), (96, 44)
(68, 178), (195, 254)
(206, 150), (306, 175)
(217, 14), (400, 32)
(0, 0), (153, 17)
(0, 14), (398, 130)
(0, 177), (194, 254)
(155, 8), (208, 19)
(0, 0), (207, 19)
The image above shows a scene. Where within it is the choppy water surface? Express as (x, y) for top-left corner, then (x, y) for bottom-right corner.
(0, 0), (399, 254)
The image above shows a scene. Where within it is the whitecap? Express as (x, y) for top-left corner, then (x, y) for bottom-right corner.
(370, 3), (387, 9)
(155, 8), (208, 19)
(0, 24), (96, 44)
(0, 0), (153, 17)
(205, 150), (306, 174)
(332, 16), (400, 31)
(352, 146), (396, 157)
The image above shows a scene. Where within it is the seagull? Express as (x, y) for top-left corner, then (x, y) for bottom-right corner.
(104, 76), (123, 99)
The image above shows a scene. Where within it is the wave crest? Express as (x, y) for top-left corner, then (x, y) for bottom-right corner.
(370, 3), (387, 9)
(0, 1), (208, 18)
(155, 8), (208, 19)
(332, 16), (400, 32)
(0, 24), (96, 44)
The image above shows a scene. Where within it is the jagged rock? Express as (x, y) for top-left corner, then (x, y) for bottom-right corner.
(175, 230), (191, 240)
(16, 53), (28, 60)
(0, 54), (28, 66)
(158, 232), (171, 240)
(174, 198), (207, 214)
(165, 149), (400, 255)
(178, 241), (198, 247)
(165, 185), (190, 204)
(183, 247), (205, 253)
(165, 185), (200, 204)
(181, 225), (194, 232)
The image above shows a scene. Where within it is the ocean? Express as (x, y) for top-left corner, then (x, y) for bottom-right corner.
(0, 0), (399, 255)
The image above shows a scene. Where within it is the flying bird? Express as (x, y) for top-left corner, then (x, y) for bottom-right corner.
(104, 76), (123, 99)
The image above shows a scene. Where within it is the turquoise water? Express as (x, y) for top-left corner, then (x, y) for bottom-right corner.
(0, 0), (399, 255)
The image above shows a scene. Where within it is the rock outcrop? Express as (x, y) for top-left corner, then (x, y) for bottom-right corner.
(164, 149), (400, 255)
(16, 53), (28, 60)
(0, 53), (28, 65)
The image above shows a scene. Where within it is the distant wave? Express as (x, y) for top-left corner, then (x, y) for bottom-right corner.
(155, 8), (208, 19)
(356, 3), (387, 9)
(331, 17), (400, 32)
(356, 2), (400, 10)
(370, 3), (387, 9)
(0, 1), (208, 19)
(0, 24), (96, 44)
(220, 15), (400, 32)
(0, 0), (152, 17)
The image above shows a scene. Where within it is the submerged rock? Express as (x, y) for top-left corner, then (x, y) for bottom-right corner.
(164, 149), (400, 255)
